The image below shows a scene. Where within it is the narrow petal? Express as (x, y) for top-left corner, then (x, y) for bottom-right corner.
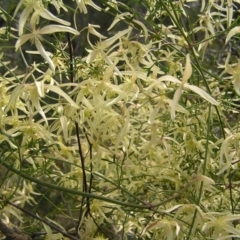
(157, 75), (181, 84)
(39, 25), (79, 35)
(31, 87), (48, 125)
(35, 38), (55, 72)
(234, 79), (240, 95)
(18, 7), (33, 35)
(225, 26), (240, 44)
(171, 84), (183, 120)
(60, 116), (68, 142)
(45, 85), (80, 109)
(86, 49), (98, 63)
(4, 85), (25, 112)
(227, 4), (233, 28)
(103, 29), (129, 48)
(13, 0), (25, 18)
(88, 0), (101, 11)
(39, 8), (71, 26)
(148, 104), (161, 124)
(133, 19), (148, 41)
(15, 34), (32, 50)
(88, 24), (107, 39)
(182, 54), (192, 84)
(186, 84), (219, 105)
(108, 13), (132, 31)
(35, 80), (45, 97)
(76, 0), (87, 14)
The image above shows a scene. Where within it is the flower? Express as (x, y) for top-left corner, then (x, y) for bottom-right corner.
(158, 54), (219, 120)
(76, 0), (101, 14)
(15, 24), (79, 72)
(224, 59), (240, 95)
(142, 218), (180, 240)
(13, 0), (43, 36)
(85, 28), (129, 76)
(14, 0), (70, 36)
(203, 212), (240, 239)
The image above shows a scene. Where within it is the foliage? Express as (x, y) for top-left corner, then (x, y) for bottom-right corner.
(0, 0), (240, 239)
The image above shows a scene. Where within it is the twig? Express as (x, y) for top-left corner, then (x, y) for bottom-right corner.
(66, 32), (89, 236)
(83, 128), (93, 216)
(0, 219), (32, 240)
(7, 200), (79, 240)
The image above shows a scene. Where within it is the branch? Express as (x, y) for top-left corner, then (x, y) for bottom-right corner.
(7, 201), (79, 240)
(0, 219), (32, 240)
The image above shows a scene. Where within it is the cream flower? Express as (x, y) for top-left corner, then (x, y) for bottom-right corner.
(15, 25), (79, 72)
(158, 54), (219, 120)
(76, 0), (101, 14)
(14, 0), (70, 36)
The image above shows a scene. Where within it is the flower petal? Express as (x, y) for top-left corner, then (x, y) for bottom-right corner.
(15, 33), (32, 50)
(182, 54), (192, 84)
(133, 19), (149, 41)
(88, 24), (107, 39)
(103, 29), (129, 48)
(39, 25), (79, 35)
(157, 75), (181, 84)
(45, 85), (80, 109)
(185, 84), (219, 105)
(234, 79), (240, 95)
(35, 38), (55, 72)
(171, 84), (183, 120)
(225, 26), (240, 44)
(39, 8), (71, 26)
(18, 7), (33, 35)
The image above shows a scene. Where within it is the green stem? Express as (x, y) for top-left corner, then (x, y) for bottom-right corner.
(1, 161), (151, 210)
(186, 105), (211, 239)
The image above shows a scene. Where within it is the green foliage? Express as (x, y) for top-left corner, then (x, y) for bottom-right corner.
(0, 0), (240, 239)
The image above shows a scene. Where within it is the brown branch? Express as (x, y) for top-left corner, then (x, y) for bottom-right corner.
(66, 32), (89, 237)
(0, 219), (32, 240)
(7, 201), (78, 240)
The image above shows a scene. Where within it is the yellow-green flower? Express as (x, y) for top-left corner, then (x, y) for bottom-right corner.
(15, 25), (79, 72)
